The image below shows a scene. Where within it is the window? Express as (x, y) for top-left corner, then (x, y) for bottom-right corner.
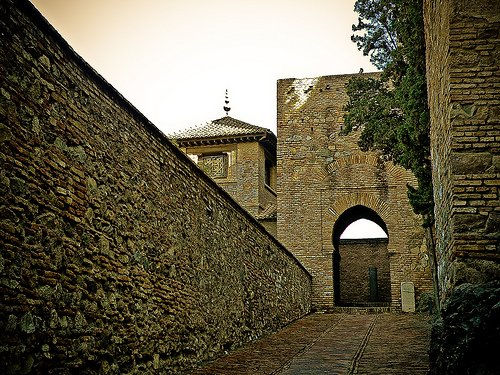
(199, 154), (228, 179)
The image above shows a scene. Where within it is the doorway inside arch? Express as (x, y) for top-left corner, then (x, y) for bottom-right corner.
(332, 205), (390, 306)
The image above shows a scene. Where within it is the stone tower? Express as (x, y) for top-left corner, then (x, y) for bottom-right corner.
(277, 73), (433, 309)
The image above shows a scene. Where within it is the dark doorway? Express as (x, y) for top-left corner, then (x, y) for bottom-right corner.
(332, 205), (390, 306)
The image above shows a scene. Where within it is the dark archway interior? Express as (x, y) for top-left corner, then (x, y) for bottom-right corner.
(332, 205), (390, 306)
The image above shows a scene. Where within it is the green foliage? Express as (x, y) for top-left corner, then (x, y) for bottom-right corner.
(351, 0), (399, 70)
(345, 0), (434, 224)
(429, 282), (500, 374)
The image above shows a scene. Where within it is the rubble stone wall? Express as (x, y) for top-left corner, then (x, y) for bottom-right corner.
(0, 1), (311, 373)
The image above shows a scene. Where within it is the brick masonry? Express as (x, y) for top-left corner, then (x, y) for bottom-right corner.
(0, 1), (311, 373)
(424, 0), (500, 301)
(339, 239), (391, 304)
(180, 140), (277, 223)
(277, 74), (433, 309)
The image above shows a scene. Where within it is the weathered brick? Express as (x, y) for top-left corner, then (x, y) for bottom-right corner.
(277, 74), (432, 310)
(424, 0), (500, 306)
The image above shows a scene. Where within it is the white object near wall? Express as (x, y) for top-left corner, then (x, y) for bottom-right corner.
(401, 282), (415, 312)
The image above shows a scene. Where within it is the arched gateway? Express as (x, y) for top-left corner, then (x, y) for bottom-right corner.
(277, 73), (433, 310)
(332, 205), (390, 306)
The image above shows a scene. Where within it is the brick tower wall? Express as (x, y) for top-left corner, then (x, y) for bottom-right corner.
(338, 239), (391, 304)
(181, 141), (266, 217)
(277, 74), (433, 309)
(424, 0), (500, 300)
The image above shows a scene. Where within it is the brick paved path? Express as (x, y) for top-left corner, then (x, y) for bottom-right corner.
(193, 313), (430, 375)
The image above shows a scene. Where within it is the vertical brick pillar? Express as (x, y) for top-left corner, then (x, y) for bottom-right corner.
(424, 0), (500, 301)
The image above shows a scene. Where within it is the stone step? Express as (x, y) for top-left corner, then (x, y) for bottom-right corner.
(322, 306), (392, 314)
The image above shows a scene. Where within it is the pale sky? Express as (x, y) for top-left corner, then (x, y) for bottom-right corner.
(30, 0), (376, 135)
(340, 219), (387, 239)
(30, 0), (382, 239)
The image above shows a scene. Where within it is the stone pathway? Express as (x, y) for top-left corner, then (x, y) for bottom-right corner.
(193, 312), (430, 375)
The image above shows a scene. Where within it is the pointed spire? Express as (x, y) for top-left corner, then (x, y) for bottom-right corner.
(223, 89), (231, 116)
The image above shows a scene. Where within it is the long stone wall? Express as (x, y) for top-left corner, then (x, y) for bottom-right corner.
(424, 0), (499, 301)
(0, 1), (311, 373)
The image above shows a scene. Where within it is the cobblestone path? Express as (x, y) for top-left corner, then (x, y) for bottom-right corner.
(193, 313), (430, 375)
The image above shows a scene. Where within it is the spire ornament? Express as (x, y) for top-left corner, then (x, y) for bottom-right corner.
(223, 89), (231, 116)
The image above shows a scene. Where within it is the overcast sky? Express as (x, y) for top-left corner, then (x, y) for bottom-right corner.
(30, 0), (376, 135)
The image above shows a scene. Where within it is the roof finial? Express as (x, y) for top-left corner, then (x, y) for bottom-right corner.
(223, 89), (231, 116)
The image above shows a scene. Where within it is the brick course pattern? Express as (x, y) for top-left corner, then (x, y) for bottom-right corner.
(339, 239), (391, 304)
(277, 74), (433, 309)
(180, 141), (277, 220)
(424, 0), (500, 300)
(0, 1), (311, 373)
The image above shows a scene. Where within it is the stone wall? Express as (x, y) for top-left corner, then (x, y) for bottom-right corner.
(277, 74), (433, 309)
(0, 1), (311, 373)
(260, 219), (277, 238)
(424, 0), (499, 301)
(338, 239), (391, 304)
(424, 1), (499, 372)
(257, 146), (278, 211)
(182, 140), (277, 222)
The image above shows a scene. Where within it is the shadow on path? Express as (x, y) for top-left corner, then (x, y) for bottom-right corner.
(193, 313), (430, 375)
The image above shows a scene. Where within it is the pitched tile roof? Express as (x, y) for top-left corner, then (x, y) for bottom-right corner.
(171, 116), (270, 141)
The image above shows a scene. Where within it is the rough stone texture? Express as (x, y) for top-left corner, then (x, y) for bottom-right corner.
(277, 74), (433, 309)
(338, 239), (391, 304)
(0, 1), (311, 373)
(424, 0), (500, 300)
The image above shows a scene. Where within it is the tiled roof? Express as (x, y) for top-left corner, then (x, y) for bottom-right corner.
(171, 116), (270, 140)
(256, 203), (277, 220)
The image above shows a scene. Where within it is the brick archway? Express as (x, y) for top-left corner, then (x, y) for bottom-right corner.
(327, 192), (391, 227)
(277, 74), (433, 309)
(332, 205), (391, 306)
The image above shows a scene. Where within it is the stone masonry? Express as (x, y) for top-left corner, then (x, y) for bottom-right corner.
(0, 1), (311, 373)
(338, 239), (391, 304)
(3, 0), (498, 372)
(174, 117), (278, 236)
(277, 74), (433, 309)
(424, 0), (499, 301)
